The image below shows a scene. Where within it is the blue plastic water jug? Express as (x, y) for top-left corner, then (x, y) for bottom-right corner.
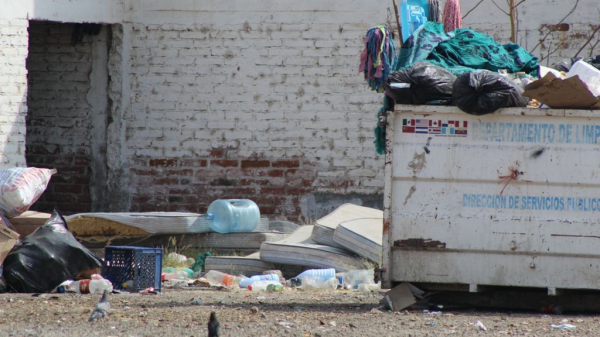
(206, 199), (260, 233)
(400, 0), (429, 42)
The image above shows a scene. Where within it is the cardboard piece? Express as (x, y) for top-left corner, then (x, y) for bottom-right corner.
(381, 283), (419, 311)
(0, 222), (19, 266)
(523, 73), (600, 109)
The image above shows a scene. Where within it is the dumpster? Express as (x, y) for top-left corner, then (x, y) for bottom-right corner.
(382, 105), (600, 293)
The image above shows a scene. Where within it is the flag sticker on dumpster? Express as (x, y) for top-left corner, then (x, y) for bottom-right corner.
(402, 119), (468, 137)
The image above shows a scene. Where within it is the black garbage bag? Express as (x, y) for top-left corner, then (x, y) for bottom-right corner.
(453, 70), (529, 115)
(384, 62), (457, 105)
(2, 209), (102, 293)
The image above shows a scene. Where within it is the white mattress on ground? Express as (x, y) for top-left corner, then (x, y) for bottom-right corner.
(333, 218), (383, 264)
(260, 225), (368, 272)
(311, 204), (383, 248)
(205, 252), (274, 276)
(65, 212), (269, 234)
(205, 252), (304, 277)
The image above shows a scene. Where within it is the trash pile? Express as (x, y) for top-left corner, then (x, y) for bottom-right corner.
(0, 194), (386, 297)
(370, 21), (600, 113)
(156, 203), (385, 294)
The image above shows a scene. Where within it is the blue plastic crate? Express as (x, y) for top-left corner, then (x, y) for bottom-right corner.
(103, 246), (163, 292)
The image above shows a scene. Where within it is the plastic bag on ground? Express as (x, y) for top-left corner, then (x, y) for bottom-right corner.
(2, 209), (102, 293)
(0, 168), (56, 218)
(453, 70), (529, 115)
(384, 62), (457, 105)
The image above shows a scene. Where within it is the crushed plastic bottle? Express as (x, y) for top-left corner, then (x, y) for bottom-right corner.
(204, 270), (245, 286)
(344, 269), (374, 289)
(239, 274), (279, 288)
(298, 276), (339, 291)
(266, 283), (284, 292)
(247, 280), (282, 291)
(162, 270), (189, 281)
(67, 274), (113, 294)
(358, 282), (381, 293)
(163, 267), (194, 278)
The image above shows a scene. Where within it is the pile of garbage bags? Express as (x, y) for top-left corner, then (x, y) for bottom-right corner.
(379, 21), (600, 115)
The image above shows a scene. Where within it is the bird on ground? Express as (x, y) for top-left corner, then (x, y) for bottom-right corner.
(89, 289), (110, 322)
(208, 311), (220, 337)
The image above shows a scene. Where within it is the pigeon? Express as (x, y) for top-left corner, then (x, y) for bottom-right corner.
(89, 289), (110, 322)
(208, 311), (220, 337)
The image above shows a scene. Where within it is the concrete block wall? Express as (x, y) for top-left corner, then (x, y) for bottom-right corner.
(126, 5), (388, 220)
(25, 21), (94, 213)
(0, 18), (28, 167)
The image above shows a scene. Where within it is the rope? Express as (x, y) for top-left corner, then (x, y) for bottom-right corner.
(359, 26), (397, 93)
(427, 0), (443, 22)
(442, 0), (463, 33)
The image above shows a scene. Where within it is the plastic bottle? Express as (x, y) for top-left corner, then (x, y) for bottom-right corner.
(204, 270), (245, 286)
(358, 282), (381, 293)
(68, 276), (113, 294)
(247, 280), (282, 291)
(294, 269), (336, 283)
(266, 283), (284, 292)
(206, 199), (260, 233)
(239, 274), (279, 288)
(298, 276), (339, 291)
(163, 267), (194, 278)
(162, 270), (189, 281)
(344, 269), (375, 289)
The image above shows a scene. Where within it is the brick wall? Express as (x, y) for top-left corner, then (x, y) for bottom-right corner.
(25, 21), (94, 214)
(126, 14), (387, 219)
(0, 18), (28, 168)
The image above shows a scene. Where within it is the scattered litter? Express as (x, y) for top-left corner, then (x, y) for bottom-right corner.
(190, 299), (204, 306)
(474, 320), (487, 331)
(551, 324), (576, 330)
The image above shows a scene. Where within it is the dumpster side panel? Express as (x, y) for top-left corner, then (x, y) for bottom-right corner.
(386, 106), (600, 290)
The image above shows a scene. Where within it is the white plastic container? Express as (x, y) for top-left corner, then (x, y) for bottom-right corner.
(206, 199), (260, 233)
(566, 60), (600, 96)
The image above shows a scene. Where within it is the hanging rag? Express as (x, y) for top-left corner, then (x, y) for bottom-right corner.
(442, 0), (462, 32)
(359, 26), (397, 92)
(427, 0), (442, 22)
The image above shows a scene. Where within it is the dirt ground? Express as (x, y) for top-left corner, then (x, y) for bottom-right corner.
(1, 286), (598, 337)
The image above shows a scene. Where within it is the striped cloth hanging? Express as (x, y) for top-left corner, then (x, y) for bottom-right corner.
(427, 0), (443, 22)
(442, 0), (462, 32)
(359, 26), (397, 93)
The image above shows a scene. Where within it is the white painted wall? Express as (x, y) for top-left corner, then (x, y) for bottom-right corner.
(0, 0), (123, 23)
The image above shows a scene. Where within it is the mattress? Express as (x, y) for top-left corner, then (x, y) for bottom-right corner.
(333, 218), (383, 264)
(65, 212), (269, 235)
(260, 225), (369, 272)
(311, 204), (383, 248)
